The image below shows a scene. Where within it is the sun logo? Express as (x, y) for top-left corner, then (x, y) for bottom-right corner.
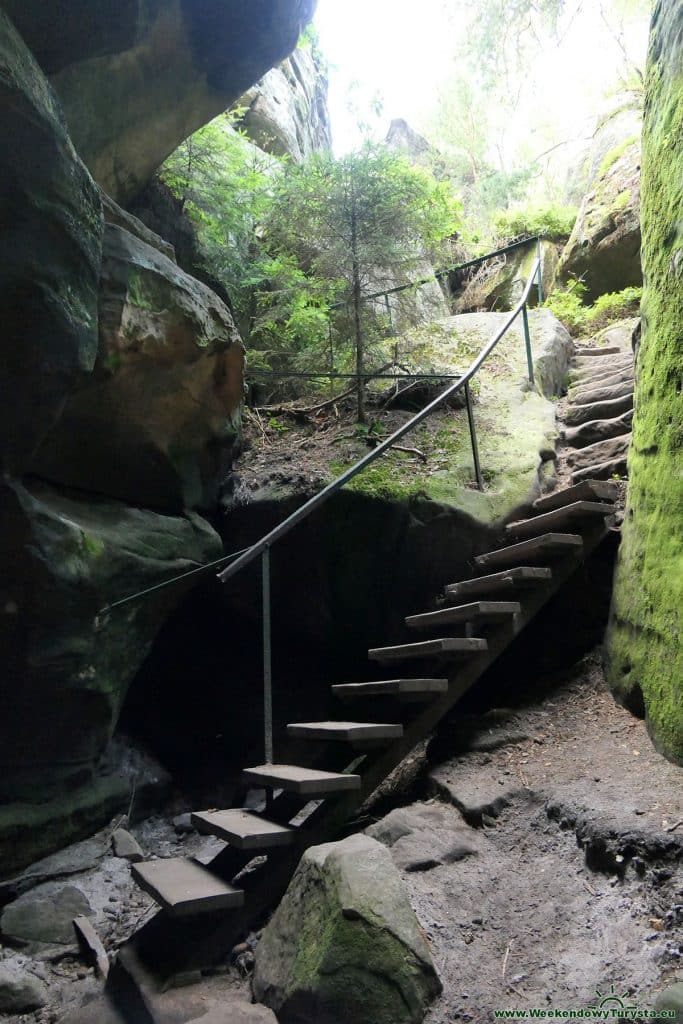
(588, 984), (638, 1013)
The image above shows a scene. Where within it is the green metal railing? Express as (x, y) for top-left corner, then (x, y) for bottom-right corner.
(100, 238), (545, 766)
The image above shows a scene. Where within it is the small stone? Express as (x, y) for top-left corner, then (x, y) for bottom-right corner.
(1, 885), (93, 950)
(0, 960), (48, 1013)
(173, 813), (195, 835)
(111, 829), (145, 863)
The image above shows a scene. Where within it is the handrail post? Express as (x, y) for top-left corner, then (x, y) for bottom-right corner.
(536, 238), (544, 305)
(465, 381), (484, 491)
(261, 547), (273, 764)
(522, 303), (535, 389)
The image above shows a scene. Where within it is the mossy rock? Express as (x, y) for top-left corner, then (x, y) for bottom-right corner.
(558, 106), (642, 301)
(605, 0), (683, 765)
(253, 834), (441, 1024)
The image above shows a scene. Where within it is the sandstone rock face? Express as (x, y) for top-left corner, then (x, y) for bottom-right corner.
(17, 0), (316, 201)
(31, 224), (245, 512)
(253, 834), (441, 1024)
(0, 10), (102, 476)
(485, 240), (559, 312)
(0, 477), (222, 804)
(236, 46), (331, 162)
(606, 0), (683, 764)
(558, 107), (642, 300)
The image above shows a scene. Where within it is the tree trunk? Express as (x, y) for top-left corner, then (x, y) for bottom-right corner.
(350, 199), (365, 423)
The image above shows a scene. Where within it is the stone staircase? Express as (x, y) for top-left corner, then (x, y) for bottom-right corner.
(561, 339), (634, 484)
(117, 476), (620, 998)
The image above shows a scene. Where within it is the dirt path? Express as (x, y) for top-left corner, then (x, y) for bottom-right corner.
(380, 655), (683, 1022)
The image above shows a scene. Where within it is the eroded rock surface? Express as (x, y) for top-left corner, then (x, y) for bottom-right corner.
(236, 46), (331, 161)
(31, 223), (245, 512)
(0, 10), (102, 476)
(558, 106), (642, 299)
(7, 0), (316, 201)
(0, 477), (221, 813)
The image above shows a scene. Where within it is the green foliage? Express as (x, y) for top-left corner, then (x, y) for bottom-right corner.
(159, 112), (275, 330)
(545, 281), (641, 334)
(265, 143), (461, 418)
(493, 202), (578, 241)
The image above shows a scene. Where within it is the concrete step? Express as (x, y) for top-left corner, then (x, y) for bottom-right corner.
(532, 480), (618, 514)
(332, 678), (448, 700)
(568, 377), (634, 406)
(505, 501), (614, 539)
(572, 457), (628, 484)
(132, 858), (244, 917)
(444, 566), (552, 600)
(191, 809), (294, 850)
(406, 600), (520, 631)
(564, 409), (633, 449)
(565, 392), (633, 427)
(474, 533), (583, 570)
(287, 721), (403, 742)
(243, 764), (361, 796)
(369, 637), (487, 663)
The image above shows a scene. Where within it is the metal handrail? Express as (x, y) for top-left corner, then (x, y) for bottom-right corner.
(96, 239), (545, 767)
(219, 255), (542, 587)
(220, 251), (543, 763)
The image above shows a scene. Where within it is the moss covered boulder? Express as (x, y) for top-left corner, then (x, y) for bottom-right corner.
(558, 106), (642, 301)
(605, 0), (683, 764)
(253, 834), (441, 1024)
(0, 476), (222, 813)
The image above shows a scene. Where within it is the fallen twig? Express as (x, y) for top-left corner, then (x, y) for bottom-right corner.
(502, 941), (512, 979)
(393, 445), (427, 462)
(664, 818), (683, 833)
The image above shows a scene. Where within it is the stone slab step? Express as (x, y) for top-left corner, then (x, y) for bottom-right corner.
(243, 764), (361, 795)
(566, 434), (631, 472)
(332, 678), (448, 700)
(574, 346), (624, 357)
(568, 377), (634, 406)
(573, 354), (632, 371)
(131, 858), (244, 917)
(406, 600), (520, 631)
(565, 392), (633, 427)
(505, 501), (614, 539)
(474, 533), (582, 570)
(570, 364), (634, 388)
(533, 480), (618, 514)
(191, 809), (294, 850)
(564, 409), (633, 449)
(369, 637), (487, 663)
(444, 567), (552, 599)
(572, 457), (628, 484)
(287, 721), (403, 742)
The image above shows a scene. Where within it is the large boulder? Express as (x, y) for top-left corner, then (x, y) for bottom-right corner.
(0, 476), (222, 809)
(0, 9), (102, 476)
(557, 106), (642, 300)
(235, 46), (331, 161)
(605, 0), (683, 764)
(5, 0), (316, 201)
(30, 223), (245, 512)
(253, 834), (441, 1024)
